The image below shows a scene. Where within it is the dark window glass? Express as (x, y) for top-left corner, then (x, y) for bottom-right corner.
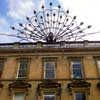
(44, 95), (55, 100)
(18, 59), (29, 78)
(0, 59), (4, 77)
(75, 93), (86, 100)
(44, 62), (55, 79)
(72, 60), (83, 79)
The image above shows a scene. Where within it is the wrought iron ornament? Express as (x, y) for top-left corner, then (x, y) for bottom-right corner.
(11, 2), (92, 43)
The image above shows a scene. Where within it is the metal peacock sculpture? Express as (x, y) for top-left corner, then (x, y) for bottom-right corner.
(10, 2), (92, 43)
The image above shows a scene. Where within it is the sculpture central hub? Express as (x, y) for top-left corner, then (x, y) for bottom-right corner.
(46, 32), (56, 43)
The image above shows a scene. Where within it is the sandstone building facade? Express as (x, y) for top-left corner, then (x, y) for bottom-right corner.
(0, 41), (100, 100)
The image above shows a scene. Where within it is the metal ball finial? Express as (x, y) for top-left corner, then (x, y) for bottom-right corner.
(11, 26), (15, 30)
(50, 2), (52, 6)
(34, 10), (36, 14)
(47, 13), (49, 17)
(26, 16), (30, 21)
(41, 5), (44, 9)
(80, 22), (84, 25)
(73, 16), (76, 20)
(66, 10), (69, 14)
(58, 5), (61, 9)
(87, 25), (92, 28)
(19, 23), (23, 27)
(53, 13), (56, 16)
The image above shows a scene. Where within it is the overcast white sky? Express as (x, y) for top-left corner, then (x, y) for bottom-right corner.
(0, 0), (100, 42)
(59, 0), (100, 40)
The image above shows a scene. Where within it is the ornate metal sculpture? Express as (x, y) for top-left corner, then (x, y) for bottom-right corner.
(10, 2), (92, 43)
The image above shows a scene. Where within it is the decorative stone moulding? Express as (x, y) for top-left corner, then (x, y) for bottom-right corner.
(67, 79), (91, 95)
(37, 80), (61, 96)
(67, 79), (91, 88)
(8, 80), (31, 96)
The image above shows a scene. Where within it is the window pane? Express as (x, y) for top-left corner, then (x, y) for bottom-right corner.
(14, 93), (25, 100)
(0, 60), (4, 77)
(44, 62), (55, 79)
(0, 60), (4, 71)
(18, 59), (29, 78)
(45, 62), (55, 70)
(45, 70), (55, 79)
(75, 93), (86, 100)
(73, 68), (82, 78)
(44, 95), (55, 100)
(71, 60), (83, 78)
(73, 63), (81, 68)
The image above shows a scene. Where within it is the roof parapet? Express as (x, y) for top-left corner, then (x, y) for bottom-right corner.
(0, 41), (100, 49)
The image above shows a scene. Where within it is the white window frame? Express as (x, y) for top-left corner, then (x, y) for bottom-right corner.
(17, 59), (29, 79)
(96, 59), (100, 77)
(44, 94), (55, 100)
(97, 60), (100, 69)
(13, 92), (25, 100)
(44, 61), (56, 79)
(71, 60), (83, 79)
